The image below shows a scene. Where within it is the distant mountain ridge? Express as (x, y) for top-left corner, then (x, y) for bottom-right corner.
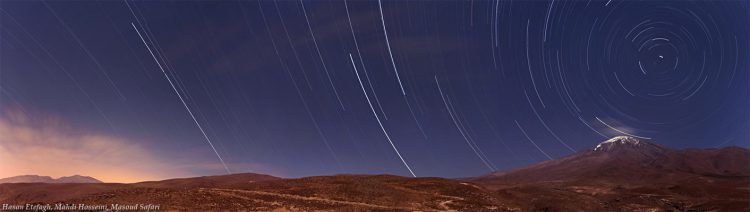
(0, 175), (102, 184)
(0, 137), (747, 211)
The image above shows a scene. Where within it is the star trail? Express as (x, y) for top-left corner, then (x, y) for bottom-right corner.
(0, 0), (747, 179)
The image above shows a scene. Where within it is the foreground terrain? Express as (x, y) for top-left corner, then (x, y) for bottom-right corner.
(1, 137), (748, 211)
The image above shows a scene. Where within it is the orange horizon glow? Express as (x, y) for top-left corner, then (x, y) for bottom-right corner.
(0, 108), (182, 183)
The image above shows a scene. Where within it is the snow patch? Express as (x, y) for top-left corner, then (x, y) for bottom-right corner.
(594, 136), (643, 151)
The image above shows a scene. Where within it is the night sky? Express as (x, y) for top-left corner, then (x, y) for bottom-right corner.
(1, 0), (748, 182)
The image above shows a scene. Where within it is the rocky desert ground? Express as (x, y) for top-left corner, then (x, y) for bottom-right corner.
(2, 137), (748, 211)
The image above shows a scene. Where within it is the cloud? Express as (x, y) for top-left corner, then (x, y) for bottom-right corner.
(0, 108), (184, 183)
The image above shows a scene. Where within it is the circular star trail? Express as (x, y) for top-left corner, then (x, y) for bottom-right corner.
(0, 0), (747, 178)
(533, 1), (746, 141)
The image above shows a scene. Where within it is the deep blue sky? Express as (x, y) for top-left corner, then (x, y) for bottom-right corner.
(1, 0), (747, 179)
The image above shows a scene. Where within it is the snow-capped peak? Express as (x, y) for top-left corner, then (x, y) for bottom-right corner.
(594, 136), (643, 151)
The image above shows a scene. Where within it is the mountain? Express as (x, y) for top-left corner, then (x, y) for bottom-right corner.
(56, 175), (103, 183)
(0, 137), (747, 211)
(133, 173), (281, 188)
(0, 173), (282, 205)
(473, 136), (750, 185)
(471, 136), (750, 211)
(0, 175), (102, 184)
(0, 175), (55, 183)
(0, 173), (502, 211)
